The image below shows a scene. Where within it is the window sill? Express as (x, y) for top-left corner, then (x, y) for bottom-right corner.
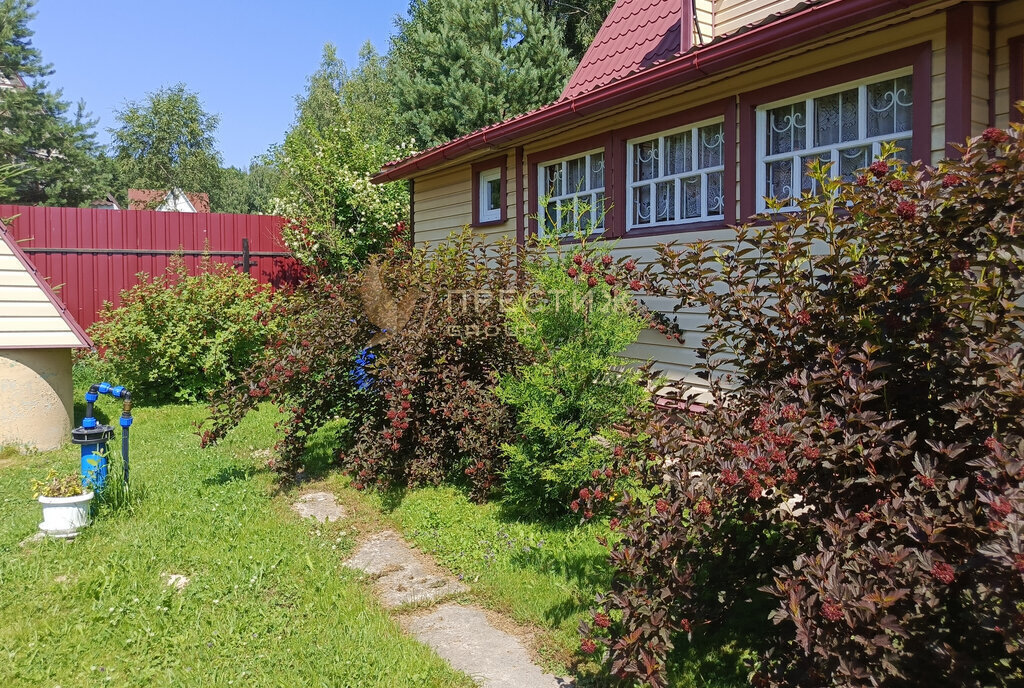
(471, 218), (506, 228)
(624, 219), (731, 238)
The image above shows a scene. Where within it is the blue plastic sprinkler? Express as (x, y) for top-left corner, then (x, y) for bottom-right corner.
(71, 383), (133, 491)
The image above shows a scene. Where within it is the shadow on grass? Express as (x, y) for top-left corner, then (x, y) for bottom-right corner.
(293, 418), (354, 485)
(375, 486), (410, 513)
(204, 463), (260, 486)
(494, 499), (582, 531)
(664, 596), (774, 688)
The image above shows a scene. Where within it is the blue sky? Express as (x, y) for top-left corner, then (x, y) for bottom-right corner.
(31, 0), (410, 169)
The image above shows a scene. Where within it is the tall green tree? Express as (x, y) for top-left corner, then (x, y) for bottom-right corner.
(110, 83), (223, 201)
(210, 158), (280, 215)
(213, 166), (248, 214)
(274, 42), (409, 273)
(244, 153), (280, 215)
(0, 0), (111, 205)
(391, 0), (573, 148)
(535, 0), (615, 61)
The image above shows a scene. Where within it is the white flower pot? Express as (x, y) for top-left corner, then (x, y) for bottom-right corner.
(38, 492), (93, 537)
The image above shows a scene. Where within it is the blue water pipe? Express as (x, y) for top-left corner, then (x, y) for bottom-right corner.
(71, 382), (133, 491)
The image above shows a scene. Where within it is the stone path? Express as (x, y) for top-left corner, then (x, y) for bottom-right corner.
(291, 491), (346, 523)
(405, 604), (569, 688)
(344, 530), (468, 608)
(293, 491), (570, 687)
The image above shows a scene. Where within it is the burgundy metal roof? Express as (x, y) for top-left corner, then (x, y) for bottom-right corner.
(373, 0), (938, 183)
(561, 0), (682, 100)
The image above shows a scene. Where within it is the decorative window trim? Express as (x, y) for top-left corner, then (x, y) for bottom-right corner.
(608, 98), (736, 239)
(1010, 35), (1024, 124)
(471, 155), (507, 227)
(625, 116), (727, 232)
(527, 134), (609, 239)
(537, 149), (606, 237)
(738, 42), (932, 220)
(755, 68), (914, 212)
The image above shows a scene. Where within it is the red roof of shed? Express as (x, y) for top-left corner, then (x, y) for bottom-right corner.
(561, 0), (683, 99)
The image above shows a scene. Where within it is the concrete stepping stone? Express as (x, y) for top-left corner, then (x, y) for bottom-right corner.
(406, 604), (570, 688)
(292, 491), (346, 523)
(344, 531), (467, 608)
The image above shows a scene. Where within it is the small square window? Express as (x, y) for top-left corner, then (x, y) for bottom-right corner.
(478, 168), (502, 223)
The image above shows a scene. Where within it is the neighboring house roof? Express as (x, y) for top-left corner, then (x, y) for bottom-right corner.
(561, 0), (683, 100)
(90, 193), (121, 210)
(374, 0), (932, 183)
(0, 219), (91, 349)
(0, 71), (28, 90)
(128, 188), (211, 213)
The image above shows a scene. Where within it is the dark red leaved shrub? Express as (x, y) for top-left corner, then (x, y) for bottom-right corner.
(582, 133), (1024, 687)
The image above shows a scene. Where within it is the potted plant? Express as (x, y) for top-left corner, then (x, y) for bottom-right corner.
(32, 470), (93, 537)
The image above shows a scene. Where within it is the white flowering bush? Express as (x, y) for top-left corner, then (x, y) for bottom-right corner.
(273, 122), (414, 274)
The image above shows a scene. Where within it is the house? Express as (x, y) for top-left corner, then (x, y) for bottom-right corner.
(0, 219), (91, 451)
(128, 188), (211, 213)
(373, 0), (1024, 391)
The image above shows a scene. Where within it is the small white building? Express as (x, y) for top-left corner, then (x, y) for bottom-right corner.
(0, 219), (90, 451)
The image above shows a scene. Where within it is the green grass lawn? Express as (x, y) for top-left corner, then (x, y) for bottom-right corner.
(0, 401), (471, 688)
(2, 391), (758, 687)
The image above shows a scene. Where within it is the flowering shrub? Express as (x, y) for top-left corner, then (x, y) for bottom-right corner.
(275, 120), (411, 275)
(341, 230), (530, 500)
(90, 256), (280, 403)
(203, 229), (529, 498)
(581, 133), (1024, 686)
(202, 273), (374, 471)
(497, 237), (650, 515)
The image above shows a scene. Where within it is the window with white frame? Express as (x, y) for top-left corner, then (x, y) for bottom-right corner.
(538, 150), (604, 236)
(756, 71), (913, 211)
(478, 168), (502, 223)
(627, 119), (725, 230)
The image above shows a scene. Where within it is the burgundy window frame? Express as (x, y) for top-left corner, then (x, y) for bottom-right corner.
(737, 42), (932, 221)
(471, 154), (507, 227)
(527, 133), (611, 240)
(608, 97), (736, 239)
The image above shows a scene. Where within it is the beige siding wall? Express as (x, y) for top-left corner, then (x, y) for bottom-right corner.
(994, 1), (1024, 127)
(0, 236), (82, 348)
(714, 0), (804, 37)
(414, 155), (517, 246)
(406, 2), (1024, 387)
(693, 0), (715, 45)
(971, 4), (992, 136)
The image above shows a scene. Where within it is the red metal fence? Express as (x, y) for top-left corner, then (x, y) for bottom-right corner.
(0, 205), (299, 331)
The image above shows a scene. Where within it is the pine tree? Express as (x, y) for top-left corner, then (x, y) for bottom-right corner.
(391, 0), (573, 148)
(535, 0), (616, 61)
(0, 0), (111, 206)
